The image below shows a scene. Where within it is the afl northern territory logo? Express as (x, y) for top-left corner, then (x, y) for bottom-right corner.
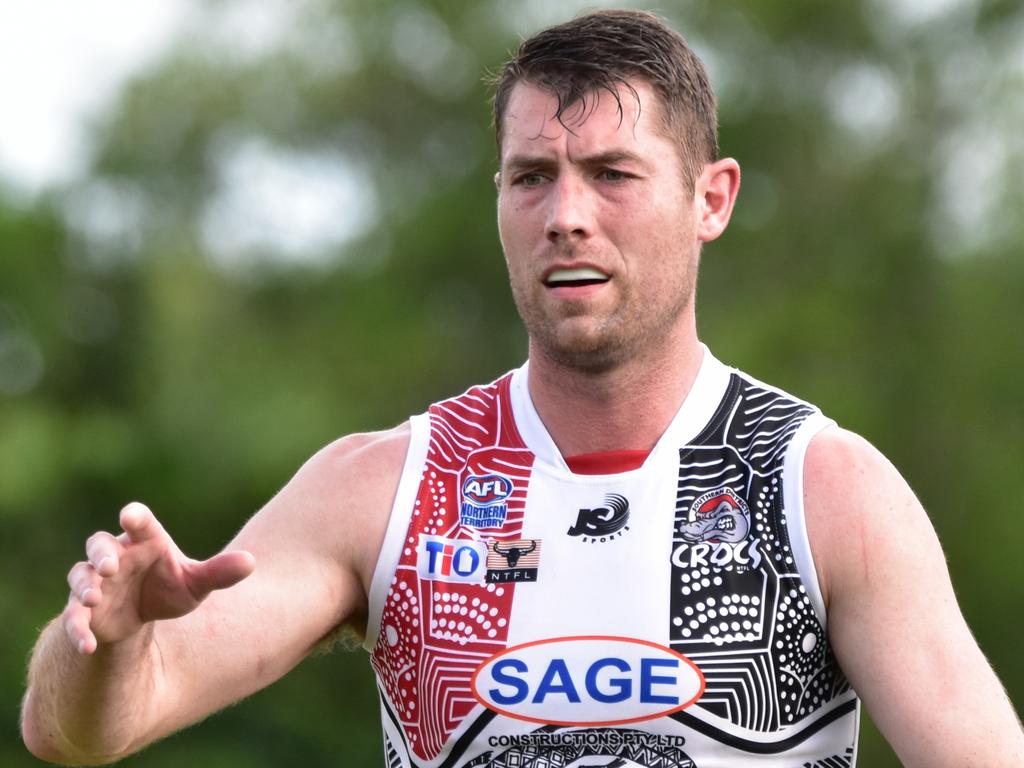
(567, 494), (630, 543)
(460, 474), (512, 529)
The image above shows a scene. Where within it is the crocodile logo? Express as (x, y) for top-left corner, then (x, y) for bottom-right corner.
(680, 488), (750, 544)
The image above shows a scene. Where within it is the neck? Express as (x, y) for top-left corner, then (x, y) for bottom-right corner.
(526, 320), (703, 457)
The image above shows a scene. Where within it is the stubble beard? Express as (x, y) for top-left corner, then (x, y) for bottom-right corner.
(511, 271), (696, 376)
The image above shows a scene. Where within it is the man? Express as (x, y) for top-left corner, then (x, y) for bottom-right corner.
(21, 9), (1024, 767)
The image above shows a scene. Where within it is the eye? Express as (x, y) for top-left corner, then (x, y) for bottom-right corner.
(513, 173), (548, 187)
(598, 168), (631, 182)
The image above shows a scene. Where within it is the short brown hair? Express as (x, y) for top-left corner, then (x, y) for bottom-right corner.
(491, 9), (718, 189)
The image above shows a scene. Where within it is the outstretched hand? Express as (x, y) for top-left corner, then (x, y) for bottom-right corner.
(63, 502), (255, 654)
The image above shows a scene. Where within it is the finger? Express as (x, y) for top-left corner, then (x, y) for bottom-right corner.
(85, 531), (121, 577)
(184, 551), (256, 599)
(119, 501), (168, 545)
(67, 562), (103, 607)
(63, 596), (97, 655)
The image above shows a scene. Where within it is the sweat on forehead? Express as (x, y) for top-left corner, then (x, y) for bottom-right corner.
(500, 80), (667, 155)
(539, 80), (648, 135)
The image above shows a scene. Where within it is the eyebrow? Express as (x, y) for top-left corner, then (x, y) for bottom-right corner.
(502, 150), (652, 173)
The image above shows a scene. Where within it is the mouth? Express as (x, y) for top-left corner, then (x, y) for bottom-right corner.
(543, 267), (611, 288)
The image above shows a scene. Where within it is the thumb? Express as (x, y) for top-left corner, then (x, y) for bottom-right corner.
(184, 550), (256, 599)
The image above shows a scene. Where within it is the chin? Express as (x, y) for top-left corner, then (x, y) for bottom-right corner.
(536, 332), (629, 375)
(518, 305), (637, 373)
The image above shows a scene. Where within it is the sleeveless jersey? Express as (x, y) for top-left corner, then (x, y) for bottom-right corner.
(365, 350), (860, 768)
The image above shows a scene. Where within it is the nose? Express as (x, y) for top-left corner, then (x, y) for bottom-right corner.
(545, 174), (593, 243)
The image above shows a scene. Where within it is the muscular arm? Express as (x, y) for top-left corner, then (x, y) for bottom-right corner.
(804, 426), (1024, 767)
(21, 425), (410, 765)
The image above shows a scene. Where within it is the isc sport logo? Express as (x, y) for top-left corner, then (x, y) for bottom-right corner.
(471, 636), (704, 726)
(460, 474), (513, 529)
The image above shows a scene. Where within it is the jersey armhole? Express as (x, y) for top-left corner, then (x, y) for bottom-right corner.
(782, 412), (835, 627)
(363, 412), (430, 652)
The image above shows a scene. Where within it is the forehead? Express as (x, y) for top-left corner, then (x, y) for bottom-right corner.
(499, 79), (673, 163)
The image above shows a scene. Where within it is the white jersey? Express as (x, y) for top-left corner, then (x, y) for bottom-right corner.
(365, 350), (859, 768)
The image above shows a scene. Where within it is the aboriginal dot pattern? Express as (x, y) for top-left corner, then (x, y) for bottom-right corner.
(369, 376), (535, 762)
(669, 375), (852, 733)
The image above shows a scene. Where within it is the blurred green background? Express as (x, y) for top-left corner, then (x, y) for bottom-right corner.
(3, 0), (1022, 765)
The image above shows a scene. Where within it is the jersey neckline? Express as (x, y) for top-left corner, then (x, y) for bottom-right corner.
(509, 345), (733, 477)
(563, 449), (652, 474)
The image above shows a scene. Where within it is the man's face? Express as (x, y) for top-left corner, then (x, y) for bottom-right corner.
(496, 79), (704, 373)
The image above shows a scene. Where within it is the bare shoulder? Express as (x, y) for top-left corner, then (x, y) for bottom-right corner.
(803, 423), (900, 498)
(281, 422), (412, 579)
(801, 425), (936, 609)
(302, 422), (412, 495)
(248, 422), (411, 529)
(225, 422), (413, 631)
(800, 431), (1024, 764)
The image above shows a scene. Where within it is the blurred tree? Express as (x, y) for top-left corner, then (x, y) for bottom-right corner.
(3, 0), (1022, 766)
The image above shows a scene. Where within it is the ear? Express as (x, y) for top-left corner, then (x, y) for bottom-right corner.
(696, 158), (741, 243)
(494, 171), (501, 190)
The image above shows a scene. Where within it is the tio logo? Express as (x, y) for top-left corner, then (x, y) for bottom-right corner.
(417, 534), (487, 583)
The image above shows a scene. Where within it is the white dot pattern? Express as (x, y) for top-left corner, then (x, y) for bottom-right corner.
(668, 380), (852, 731)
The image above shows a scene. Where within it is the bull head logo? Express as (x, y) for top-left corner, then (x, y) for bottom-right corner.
(492, 540), (537, 568)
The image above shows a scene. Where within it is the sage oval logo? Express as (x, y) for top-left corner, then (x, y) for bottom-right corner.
(470, 636), (704, 726)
